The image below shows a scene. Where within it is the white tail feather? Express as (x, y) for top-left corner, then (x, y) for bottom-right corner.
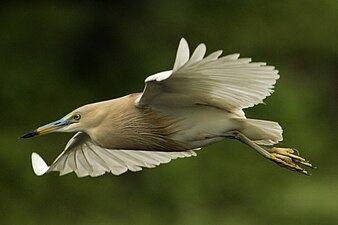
(237, 119), (283, 145)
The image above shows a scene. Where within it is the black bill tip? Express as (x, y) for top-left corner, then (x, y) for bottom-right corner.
(20, 130), (39, 139)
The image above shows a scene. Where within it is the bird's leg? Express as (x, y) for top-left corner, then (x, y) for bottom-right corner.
(225, 131), (314, 175)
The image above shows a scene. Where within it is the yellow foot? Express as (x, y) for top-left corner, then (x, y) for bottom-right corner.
(266, 147), (314, 175)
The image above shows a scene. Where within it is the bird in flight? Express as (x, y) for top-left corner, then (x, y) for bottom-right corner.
(21, 38), (313, 177)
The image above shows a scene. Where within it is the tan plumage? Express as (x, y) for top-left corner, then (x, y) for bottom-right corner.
(75, 94), (187, 151)
(22, 38), (313, 177)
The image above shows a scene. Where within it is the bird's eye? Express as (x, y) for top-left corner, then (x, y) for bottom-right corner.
(73, 114), (81, 120)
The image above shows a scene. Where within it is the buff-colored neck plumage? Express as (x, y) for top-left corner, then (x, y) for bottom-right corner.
(74, 93), (187, 151)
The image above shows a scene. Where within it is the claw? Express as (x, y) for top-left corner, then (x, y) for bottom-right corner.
(267, 147), (314, 175)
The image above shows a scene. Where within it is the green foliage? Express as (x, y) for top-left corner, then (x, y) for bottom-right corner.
(0, 1), (337, 224)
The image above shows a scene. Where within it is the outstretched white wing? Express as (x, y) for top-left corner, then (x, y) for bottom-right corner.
(31, 132), (197, 177)
(137, 38), (279, 111)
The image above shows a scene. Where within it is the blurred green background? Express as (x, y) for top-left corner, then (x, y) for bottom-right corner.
(0, 1), (337, 225)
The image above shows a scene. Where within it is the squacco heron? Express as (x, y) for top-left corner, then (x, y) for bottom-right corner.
(21, 38), (313, 177)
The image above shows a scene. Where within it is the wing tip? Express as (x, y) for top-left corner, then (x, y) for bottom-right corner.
(31, 152), (49, 176)
(173, 38), (190, 71)
(179, 37), (189, 47)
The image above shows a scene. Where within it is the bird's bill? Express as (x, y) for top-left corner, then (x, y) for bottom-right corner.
(20, 119), (71, 138)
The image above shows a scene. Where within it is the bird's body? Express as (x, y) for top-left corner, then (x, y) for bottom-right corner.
(72, 93), (281, 151)
(22, 38), (313, 177)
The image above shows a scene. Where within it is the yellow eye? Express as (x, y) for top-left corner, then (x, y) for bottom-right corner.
(73, 114), (81, 120)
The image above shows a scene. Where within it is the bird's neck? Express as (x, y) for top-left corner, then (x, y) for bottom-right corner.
(87, 93), (187, 151)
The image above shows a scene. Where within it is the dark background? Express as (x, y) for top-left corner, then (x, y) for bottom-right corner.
(1, 1), (337, 225)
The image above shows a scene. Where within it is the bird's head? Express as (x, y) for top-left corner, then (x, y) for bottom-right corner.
(20, 103), (103, 139)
